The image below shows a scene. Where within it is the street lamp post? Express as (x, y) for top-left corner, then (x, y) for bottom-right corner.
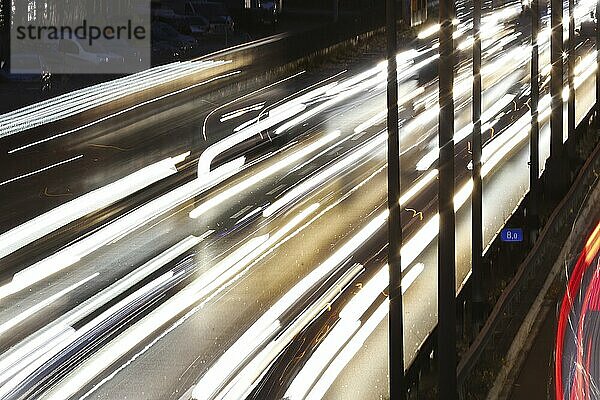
(530, 0), (540, 238)
(386, 1), (405, 399)
(438, 0), (457, 396)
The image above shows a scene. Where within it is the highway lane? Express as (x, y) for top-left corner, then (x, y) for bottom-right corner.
(1, 1), (596, 398)
(321, 35), (600, 400)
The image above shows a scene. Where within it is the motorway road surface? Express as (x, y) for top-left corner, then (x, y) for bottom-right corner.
(0, 0), (599, 398)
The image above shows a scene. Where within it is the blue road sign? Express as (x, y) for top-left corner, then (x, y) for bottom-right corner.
(501, 228), (524, 242)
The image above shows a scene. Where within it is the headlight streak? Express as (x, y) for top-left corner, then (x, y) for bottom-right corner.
(353, 87), (425, 135)
(220, 103), (266, 122)
(0, 273), (98, 337)
(0, 160), (243, 302)
(200, 264), (364, 400)
(274, 72), (386, 135)
(0, 61), (227, 133)
(262, 134), (386, 218)
(203, 70), (307, 139)
(286, 263), (425, 400)
(191, 211), (386, 400)
(188, 166), (447, 400)
(0, 153), (189, 260)
(190, 131), (341, 219)
(35, 233), (274, 400)
(416, 94), (516, 171)
(198, 103), (308, 175)
(0, 233), (211, 388)
(54, 205), (319, 400)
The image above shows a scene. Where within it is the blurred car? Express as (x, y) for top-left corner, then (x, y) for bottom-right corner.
(57, 38), (125, 72)
(153, 8), (210, 35)
(189, 2), (235, 33)
(0, 53), (52, 91)
(161, 0), (234, 33)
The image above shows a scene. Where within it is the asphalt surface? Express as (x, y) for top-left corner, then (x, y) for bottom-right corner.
(0, 0), (599, 399)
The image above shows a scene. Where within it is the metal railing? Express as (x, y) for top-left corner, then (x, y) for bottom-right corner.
(456, 123), (600, 399)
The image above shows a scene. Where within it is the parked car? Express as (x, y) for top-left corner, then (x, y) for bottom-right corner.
(57, 38), (125, 73)
(152, 7), (210, 35)
(167, 0), (235, 33)
(152, 21), (197, 53)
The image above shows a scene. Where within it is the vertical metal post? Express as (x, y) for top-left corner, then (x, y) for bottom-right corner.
(568, 0), (575, 137)
(550, 0), (564, 173)
(438, 0), (457, 396)
(386, 1), (405, 399)
(471, 0), (484, 323)
(530, 0), (540, 234)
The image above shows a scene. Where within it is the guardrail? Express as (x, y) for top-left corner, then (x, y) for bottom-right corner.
(456, 115), (600, 399)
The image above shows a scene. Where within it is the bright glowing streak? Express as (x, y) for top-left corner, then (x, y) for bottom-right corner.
(562, 86), (570, 101)
(418, 24), (440, 39)
(325, 65), (384, 97)
(458, 36), (474, 51)
(399, 169), (438, 205)
(399, 54), (439, 81)
(0, 154), (186, 260)
(211, 264), (363, 400)
(198, 103), (307, 175)
(37, 234), (271, 400)
(275, 70), (384, 135)
(192, 211), (385, 399)
(304, 301), (389, 400)
(416, 94), (516, 171)
(288, 263), (425, 400)
(353, 88), (425, 135)
(354, 110), (387, 135)
(0, 60), (230, 139)
(220, 103), (265, 122)
(190, 131), (340, 219)
(83, 205), (319, 400)
(263, 135), (386, 218)
(0, 162), (240, 301)
(8, 67), (238, 153)
(403, 104), (440, 136)
(0, 273), (97, 337)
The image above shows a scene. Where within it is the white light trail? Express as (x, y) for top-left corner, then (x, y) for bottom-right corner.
(190, 131), (341, 219)
(262, 135), (386, 218)
(0, 60), (230, 139)
(0, 161), (241, 301)
(0, 273), (98, 337)
(36, 234), (272, 400)
(0, 153), (189, 259)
